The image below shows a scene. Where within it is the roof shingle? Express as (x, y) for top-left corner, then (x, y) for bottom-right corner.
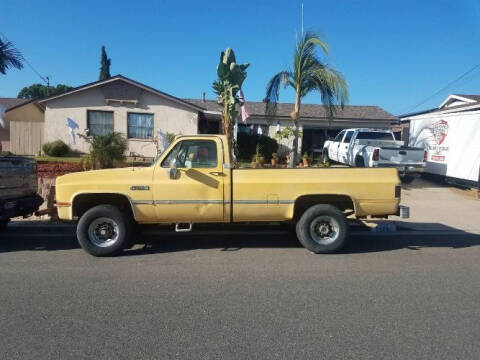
(184, 99), (397, 121)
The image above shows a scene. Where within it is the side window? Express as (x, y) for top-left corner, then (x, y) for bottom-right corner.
(161, 140), (218, 168)
(334, 130), (346, 141)
(343, 131), (354, 143)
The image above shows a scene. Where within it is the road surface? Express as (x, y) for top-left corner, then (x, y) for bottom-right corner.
(1, 227), (479, 359)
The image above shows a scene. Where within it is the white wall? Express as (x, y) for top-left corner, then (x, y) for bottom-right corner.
(43, 86), (199, 157)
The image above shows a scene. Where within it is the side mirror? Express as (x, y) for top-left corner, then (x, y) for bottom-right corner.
(167, 159), (178, 179)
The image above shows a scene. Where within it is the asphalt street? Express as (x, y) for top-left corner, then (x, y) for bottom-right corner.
(1, 227), (479, 360)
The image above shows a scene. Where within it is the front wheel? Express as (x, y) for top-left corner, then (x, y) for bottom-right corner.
(296, 204), (348, 253)
(321, 151), (330, 164)
(76, 205), (132, 256)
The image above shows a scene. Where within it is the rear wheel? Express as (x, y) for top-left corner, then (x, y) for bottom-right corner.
(401, 175), (415, 184)
(76, 205), (132, 256)
(296, 204), (348, 253)
(355, 155), (365, 167)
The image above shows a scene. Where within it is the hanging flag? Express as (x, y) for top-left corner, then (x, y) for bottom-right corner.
(157, 129), (169, 151)
(238, 89), (249, 123)
(66, 117), (79, 144)
(0, 104), (6, 129)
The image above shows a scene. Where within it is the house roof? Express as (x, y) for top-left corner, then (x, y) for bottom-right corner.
(401, 93), (480, 120)
(0, 98), (30, 111)
(38, 75), (205, 112)
(453, 94), (480, 102)
(185, 99), (398, 122)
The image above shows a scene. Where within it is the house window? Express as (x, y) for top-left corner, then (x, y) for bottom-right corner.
(127, 113), (154, 139)
(238, 123), (269, 136)
(87, 110), (113, 136)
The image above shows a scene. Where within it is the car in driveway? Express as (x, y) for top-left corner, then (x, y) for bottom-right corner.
(323, 128), (426, 178)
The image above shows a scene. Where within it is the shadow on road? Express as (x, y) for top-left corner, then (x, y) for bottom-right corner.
(1, 223), (479, 255)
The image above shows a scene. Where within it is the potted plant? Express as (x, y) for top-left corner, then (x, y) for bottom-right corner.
(251, 145), (263, 168)
(271, 153), (279, 167)
(302, 152), (310, 167)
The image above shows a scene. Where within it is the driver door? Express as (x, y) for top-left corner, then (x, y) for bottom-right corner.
(152, 138), (225, 223)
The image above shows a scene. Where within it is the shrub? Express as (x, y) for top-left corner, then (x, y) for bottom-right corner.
(89, 132), (127, 169)
(42, 140), (71, 157)
(236, 132), (278, 162)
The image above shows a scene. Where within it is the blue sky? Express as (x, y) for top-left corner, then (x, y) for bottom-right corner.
(1, 0), (479, 115)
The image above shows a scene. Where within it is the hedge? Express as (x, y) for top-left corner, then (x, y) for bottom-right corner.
(42, 140), (71, 157)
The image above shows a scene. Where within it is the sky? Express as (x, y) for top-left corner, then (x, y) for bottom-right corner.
(1, 0), (480, 115)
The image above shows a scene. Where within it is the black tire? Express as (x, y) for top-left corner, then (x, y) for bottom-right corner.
(0, 220), (8, 231)
(296, 204), (348, 254)
(401, 175), (415, 184)
(0, 220), (9, 236)
(355, 155), (365, 167)
(76, 205), (132, 256)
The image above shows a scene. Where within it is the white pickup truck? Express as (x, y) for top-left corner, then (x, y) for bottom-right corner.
(323, 128), (426, 177)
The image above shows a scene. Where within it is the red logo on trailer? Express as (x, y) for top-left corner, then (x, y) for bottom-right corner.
(430, 120), (448, 145)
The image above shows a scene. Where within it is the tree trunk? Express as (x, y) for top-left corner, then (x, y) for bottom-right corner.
(222, 106), (233, 162)
(291, 91), (301, 167)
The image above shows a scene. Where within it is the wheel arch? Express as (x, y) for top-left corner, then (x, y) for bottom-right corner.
(71, 192), (137, 221)
(293, 194), (356, 220)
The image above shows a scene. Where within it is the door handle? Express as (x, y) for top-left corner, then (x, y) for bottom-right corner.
(209, 171), (224, 176)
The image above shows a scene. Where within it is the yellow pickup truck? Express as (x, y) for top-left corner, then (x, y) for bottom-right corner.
(55, 135), (405, 256)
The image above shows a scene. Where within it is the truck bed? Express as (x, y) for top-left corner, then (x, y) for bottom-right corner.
(231, 167), (400, 221)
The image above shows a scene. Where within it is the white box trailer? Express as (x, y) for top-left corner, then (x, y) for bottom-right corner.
(404, 102), (480, 186)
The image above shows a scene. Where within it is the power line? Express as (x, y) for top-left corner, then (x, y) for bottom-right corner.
(400, 62), (480, 115)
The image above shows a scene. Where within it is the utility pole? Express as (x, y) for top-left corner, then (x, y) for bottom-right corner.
(44, 76), (51, 96)
(301, 2), (304, 36)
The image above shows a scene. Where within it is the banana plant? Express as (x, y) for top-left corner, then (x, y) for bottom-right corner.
(212, 48), (249, 158)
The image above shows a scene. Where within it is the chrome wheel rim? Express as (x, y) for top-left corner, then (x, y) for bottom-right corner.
(87, 217), (119, 247)
(309, 216), (340, 245)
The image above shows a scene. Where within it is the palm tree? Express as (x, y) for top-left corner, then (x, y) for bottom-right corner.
(265, 31), (348, 165)
(0, 37), (24, 75)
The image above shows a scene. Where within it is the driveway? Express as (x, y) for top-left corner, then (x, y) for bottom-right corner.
(394, 178), (480, 233)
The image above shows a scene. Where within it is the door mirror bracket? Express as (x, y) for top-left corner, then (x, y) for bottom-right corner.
(168, 159), (179, 179)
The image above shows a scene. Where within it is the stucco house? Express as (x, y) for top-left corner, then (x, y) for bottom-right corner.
(38, 75), (205, 158)
(0, 98), (45, 154)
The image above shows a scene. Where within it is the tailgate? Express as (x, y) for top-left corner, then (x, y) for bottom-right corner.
(0, 157), (38, 200)
(377, 147), (425, 166)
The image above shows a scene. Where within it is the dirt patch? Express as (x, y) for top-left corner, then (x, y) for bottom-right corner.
(37, 161), (82, 178)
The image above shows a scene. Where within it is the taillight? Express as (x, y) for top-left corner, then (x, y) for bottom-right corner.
(395, 185), (401, 198)
(424, 150), (428, 162)
(372, 148), (379, 161)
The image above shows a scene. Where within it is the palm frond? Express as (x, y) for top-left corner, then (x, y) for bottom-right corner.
(308, 64), (349, 118)
(0, 38), (24, 75)
(265, 71), (292, 118)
